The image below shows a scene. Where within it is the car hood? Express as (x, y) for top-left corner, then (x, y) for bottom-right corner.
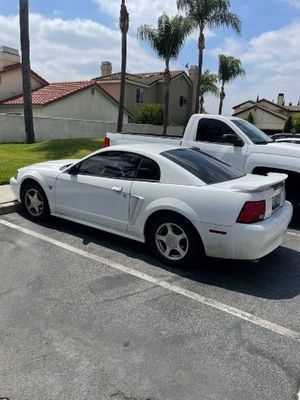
(254, 142), (300, 157)
(23, 159), (79, 171)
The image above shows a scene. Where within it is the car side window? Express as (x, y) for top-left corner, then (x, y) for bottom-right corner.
(136, 157), (161, 181)
(77, 151), (142, 179)
(196, 118), (238, 144)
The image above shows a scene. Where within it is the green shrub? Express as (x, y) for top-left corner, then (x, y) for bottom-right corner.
(136, 103), (164, 125)
(283, 116), (293, 133)
(292, 114), (300, 133)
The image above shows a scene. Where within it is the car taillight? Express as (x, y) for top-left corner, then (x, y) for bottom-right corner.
(104, 137), (110, 147)
(237, 200), (266, 224)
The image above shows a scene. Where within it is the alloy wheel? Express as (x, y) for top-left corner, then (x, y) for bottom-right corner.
(24, 188), (44, 217)
(155, 222), (189, 261)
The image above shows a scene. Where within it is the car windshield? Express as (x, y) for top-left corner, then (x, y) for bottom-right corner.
(162, 148), (245, 184)
(232, 119), (273, 144)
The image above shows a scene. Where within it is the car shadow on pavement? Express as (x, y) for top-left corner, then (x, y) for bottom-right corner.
(17, 211), (300, 301)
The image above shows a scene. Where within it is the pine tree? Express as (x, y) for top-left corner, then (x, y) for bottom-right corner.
(283, 116), (293, 133)
(247, 112), (254, 124)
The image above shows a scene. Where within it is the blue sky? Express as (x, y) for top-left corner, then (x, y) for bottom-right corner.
(0, 0), (300, 113)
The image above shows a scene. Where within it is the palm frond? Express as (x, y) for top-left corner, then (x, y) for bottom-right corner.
(177, 0), (241, 33)
(218, 54), (245, 84)
(200, 69), (219, 96)
(138, 13), (193, 64)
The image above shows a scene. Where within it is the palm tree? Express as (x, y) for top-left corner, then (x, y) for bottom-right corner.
(199, 69), (219, 113)
(138, 14), (193, 135)
(117, 0), (129, 133)
(19, 0), (35, 143)
(218, 54), (245, 115)
(177, 0), (241, 114)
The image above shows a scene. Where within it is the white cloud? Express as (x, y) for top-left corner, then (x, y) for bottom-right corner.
(94, 0), (178, 29)
(0, 13), (164, 82)
(286, 0), (300, 9)
(205, 21), (300, 115)
(94, 0), (215, 40)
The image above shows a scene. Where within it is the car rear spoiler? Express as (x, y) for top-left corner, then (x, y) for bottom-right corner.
(232, 173), (288, 192)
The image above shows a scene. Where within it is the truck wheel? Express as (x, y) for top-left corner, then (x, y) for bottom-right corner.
(21, 181), (50, 220)
(147, 214), (204, 267)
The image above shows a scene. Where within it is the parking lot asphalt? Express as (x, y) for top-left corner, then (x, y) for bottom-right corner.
(0, 211), (299, 400)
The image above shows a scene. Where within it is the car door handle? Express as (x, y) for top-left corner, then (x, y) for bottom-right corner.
(112, 186), (123, 193)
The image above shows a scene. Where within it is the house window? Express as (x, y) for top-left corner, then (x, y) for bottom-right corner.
(179, 95), (188, 107)
(136, 88), (144, 104)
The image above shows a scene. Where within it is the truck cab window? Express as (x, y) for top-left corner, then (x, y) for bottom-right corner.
(196, 118), (238, 144)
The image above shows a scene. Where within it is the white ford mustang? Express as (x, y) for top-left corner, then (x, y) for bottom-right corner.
(10, 144), (292, 266)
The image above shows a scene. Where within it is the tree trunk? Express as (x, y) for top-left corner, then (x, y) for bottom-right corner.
(19, 0), (35, 144)
(218, 85), (225, 115)
(199, 95), (204, 113)
(195, 30), (205, 114)
(163, 65), (171, 136)
(117, 0), (129, 133)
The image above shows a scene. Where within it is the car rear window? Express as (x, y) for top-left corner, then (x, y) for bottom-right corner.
(162, 148), (245, 184)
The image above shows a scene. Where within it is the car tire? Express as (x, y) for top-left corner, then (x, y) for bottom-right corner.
(21, 181), (50, 221)
(148, 214), (204, 267)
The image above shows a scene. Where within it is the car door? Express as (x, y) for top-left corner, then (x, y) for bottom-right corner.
(195, 118), (247, 170)
(55, 151), (143, 232)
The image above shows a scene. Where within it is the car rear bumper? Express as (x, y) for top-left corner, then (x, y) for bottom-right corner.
(196, 201), (293, 260)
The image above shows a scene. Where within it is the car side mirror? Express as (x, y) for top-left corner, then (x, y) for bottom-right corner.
(68, 164), (79, 175)
(222, 133), (244, 147)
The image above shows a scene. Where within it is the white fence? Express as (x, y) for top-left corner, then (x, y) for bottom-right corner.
(0, 114), (184, 143)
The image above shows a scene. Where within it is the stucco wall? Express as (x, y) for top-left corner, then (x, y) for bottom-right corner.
(0, 113), (183, 143)
(98, 82), (120, 102)
(123, 83), (157, 117)
(99, 76), (192, 125)
(236, 108), (286, 131)
(168, 75), (191, 125)
(0, 68), (43, 101)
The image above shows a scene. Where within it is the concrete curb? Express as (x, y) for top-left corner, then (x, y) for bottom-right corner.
(0, 201), (21, 215)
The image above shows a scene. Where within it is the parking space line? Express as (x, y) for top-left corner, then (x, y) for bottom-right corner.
(287, 231), (300, 238)
(1, 218), (300, 344)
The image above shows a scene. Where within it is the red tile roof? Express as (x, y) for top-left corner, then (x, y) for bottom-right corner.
(95, 70), (190, 86)
(2, 81), (95, 105)
(1, 80), (133, 116)
(1, 63), (48, 85)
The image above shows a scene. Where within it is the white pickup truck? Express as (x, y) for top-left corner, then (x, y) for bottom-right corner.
(105, 114), (300, 207)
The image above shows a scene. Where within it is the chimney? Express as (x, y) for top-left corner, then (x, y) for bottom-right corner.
(188, 65), (198, 113)
(101, 61), (112, 77)
(277, 93), (285, 107)
(0, 46), (20, 71)
(188, 65), (198, 83)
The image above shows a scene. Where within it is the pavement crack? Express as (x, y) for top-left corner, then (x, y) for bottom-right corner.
(110, 390), (154, 400)
(96, 286), (156, 303)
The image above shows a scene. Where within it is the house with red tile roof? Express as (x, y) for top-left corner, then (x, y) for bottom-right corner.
(95, 61), (198, 125)
(0, 80), (131, 122)
(0, 48), (196, 125)
(233, 94), (300, 133)
(0, 46), (48, 102)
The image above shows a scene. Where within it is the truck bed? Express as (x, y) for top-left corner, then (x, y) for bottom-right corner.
(106, 132), (183, 146)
